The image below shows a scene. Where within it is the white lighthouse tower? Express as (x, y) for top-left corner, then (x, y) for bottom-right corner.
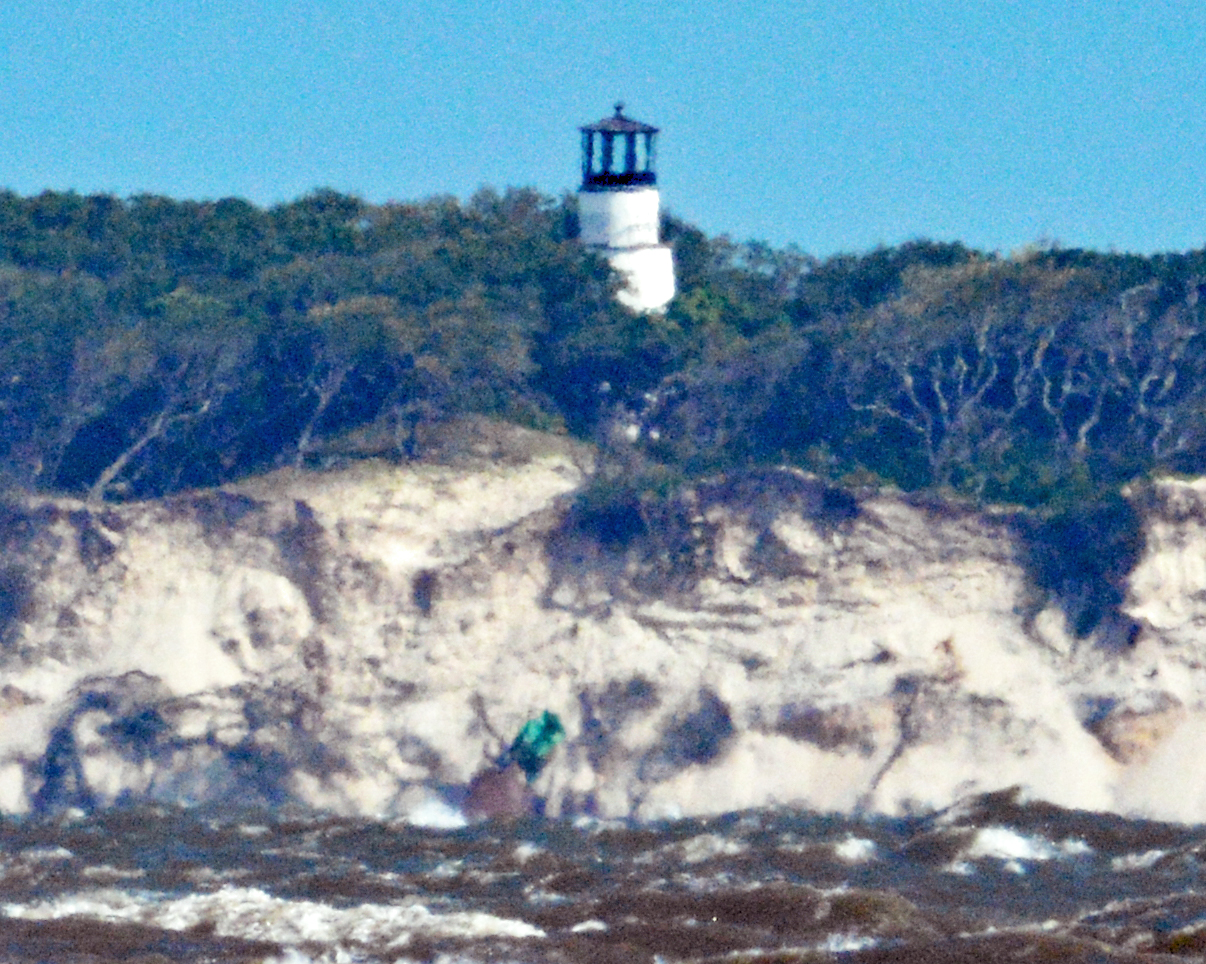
(578, 103), (676, 313)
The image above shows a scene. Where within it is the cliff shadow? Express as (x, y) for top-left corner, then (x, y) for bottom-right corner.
(542, 466), (861, 611)
(0, 500), (62, 655)
(1010, 489), (1145, 647)
(30, 675), (347, 815)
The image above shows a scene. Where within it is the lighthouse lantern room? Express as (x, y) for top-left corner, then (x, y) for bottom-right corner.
(578, 103), (675, 312)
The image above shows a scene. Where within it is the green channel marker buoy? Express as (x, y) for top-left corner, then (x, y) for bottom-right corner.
(500, 711), (566, 783)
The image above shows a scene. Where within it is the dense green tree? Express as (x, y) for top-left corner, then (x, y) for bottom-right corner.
(2, 185), (1206, 539)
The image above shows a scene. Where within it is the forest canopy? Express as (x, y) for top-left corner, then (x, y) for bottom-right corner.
(2, 186), (1206, 524)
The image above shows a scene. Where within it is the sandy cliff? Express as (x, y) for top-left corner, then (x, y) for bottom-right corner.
(1, 420), (1205, 822)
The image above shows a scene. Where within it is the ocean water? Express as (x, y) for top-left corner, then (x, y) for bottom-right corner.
(1, 788), (1205, 963)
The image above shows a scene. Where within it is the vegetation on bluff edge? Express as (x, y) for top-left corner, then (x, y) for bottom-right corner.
(2, 186), (1203, 635)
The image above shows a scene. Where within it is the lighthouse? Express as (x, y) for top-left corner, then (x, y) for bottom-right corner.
(578, 103), (676, 313)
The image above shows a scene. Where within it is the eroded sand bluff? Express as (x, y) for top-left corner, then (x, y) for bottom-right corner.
(2, 420), (1205, 822)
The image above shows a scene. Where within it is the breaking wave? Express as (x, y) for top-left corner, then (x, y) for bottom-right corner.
(0, 789), (1203, 962)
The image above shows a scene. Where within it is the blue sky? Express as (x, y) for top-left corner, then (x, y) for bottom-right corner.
(2, 0), (1205, 256)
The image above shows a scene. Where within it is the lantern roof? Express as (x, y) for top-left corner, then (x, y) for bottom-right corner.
(580, 102), (659, 135)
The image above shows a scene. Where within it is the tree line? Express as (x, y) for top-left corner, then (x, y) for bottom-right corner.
(3, 186), (1206, 526)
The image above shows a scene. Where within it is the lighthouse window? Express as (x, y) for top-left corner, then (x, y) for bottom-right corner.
(633, 135), (648, 173)
(593, 135), (605, 175)
(582, 123), (656, 185)
(623, 133), (638, 173)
